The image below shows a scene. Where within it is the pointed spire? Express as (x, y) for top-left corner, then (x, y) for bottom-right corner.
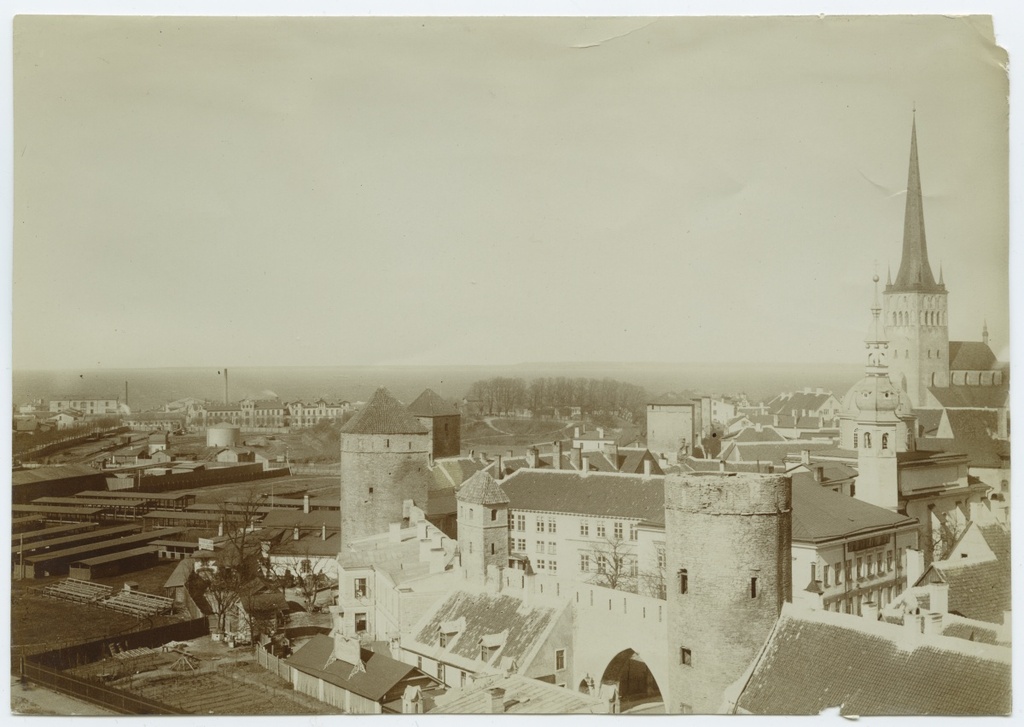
(891, 114), (941, 292)
(886, 264), (892, 286)
(865, 274), (890, 374)
(983, 319), (990, 346)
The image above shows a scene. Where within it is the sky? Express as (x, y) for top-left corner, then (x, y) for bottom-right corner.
(10, 11), (1013, 369)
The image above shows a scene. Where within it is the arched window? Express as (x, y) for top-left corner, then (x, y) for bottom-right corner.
(679, 569), (688, 595)
(881, 433), (889, 450)
(864, 432), (872, 449)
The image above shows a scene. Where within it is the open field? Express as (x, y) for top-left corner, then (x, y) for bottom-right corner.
(461, 417), (576, 454)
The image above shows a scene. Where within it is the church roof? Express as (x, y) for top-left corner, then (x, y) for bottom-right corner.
(339, 387), (428, 435)
(888, 117), (944, 293)
(926, 384), (1009, 409)
(407, 388), (460, 417)
(456, 470), (509, 506)
(948, 341), (998, 371)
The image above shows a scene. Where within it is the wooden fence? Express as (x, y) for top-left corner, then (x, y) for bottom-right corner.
(255, 643), (293, 683)
(18, 659), (188, 715)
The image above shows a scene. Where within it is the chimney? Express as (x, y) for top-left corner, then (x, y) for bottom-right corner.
(905, 548), (925, 587)
(303, 495), (311, 514)
(487, 688), (507, 714)
(417, 520), (429, 540)
(603, 441), (618, 466)
(923, 611), (943, 635)
(572, 446), (582, 471)
(903, 611), (923, 637)
(526, 447), (539, 469)
(552, 442), (563, 470)
(495, 454), (503, 479)
(718, 460), (726, 472)
(929, 582), (949, 615)
(582, 455), (590, 476)
(508, 449), (514, 458)
(813, 465), (824, 483)
(389, 522), (402, 543)
(643, 458), (652, 479)
(574, 427), (581, 439)
(293, 526), (300, 541)
(486, 564), (504, 593)
(218, 520), (224, 537)
(773, 414), (779, 426)
(597, 427), (605, 439)
(801, 449), (811, 466)
(331, 608), (363, 666)
(321, 524), (327, 541)
(755, 422), (762, 432)
(862, 600), (880, 621)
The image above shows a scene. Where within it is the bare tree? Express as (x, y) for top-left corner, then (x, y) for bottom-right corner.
(273, 550), (335, 612)
(586, 537), (639, 593)
(924, 512), (968, 564)
(637, 545), (667, 600)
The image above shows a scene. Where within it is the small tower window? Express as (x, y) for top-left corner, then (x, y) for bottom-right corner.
(490, 543), (495, 555)
(679, 569), (688, 594)
(491, 509), (497, 521)
(750, 577), (758, 598)
(881, 433), (889, 450)
(864, 432), (872, 449)
(679, 647), (692, 666)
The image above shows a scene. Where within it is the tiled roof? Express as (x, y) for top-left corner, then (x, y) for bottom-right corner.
(730, 426), (786, 443)
(407, 389), (460, 417)
(922, 438), (1008, 469)
(457, 471), (510, 506)
(286, 634), (421, 702)
(724, 441), (835, 465)
(500, 470), (664, 521)
(618, 449), (662, 475)
(411, 590), (560, 667)
(930, 522), (1011, 625)
(948, 341), (998, 371)
(340, 387), (428, 435)
(927, 384), (1008, 409)
(789, 477), (917, 543)
(427, 487), (457, 517)
(942, 620), (1000, 646)
(430, 672), (605, 714)
(943, 409), (1002, 440)
(913, 409), (943, 435)
(260, 509), (339, 531)
(734, 605), (1012, 715)
(648, 392), (695, 406)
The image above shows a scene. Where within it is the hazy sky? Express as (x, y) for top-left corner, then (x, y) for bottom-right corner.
(12, 14), (1011, 369)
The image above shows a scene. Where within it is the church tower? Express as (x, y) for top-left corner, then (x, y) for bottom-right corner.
(883, 116), (949, 407)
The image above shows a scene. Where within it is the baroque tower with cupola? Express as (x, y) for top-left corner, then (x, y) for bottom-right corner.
(883, 116), (950, 407)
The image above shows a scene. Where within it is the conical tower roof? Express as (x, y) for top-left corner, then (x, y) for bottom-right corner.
(340, 387), (428, 435)
(456, 470), (509, 506)
(890, 116), (943, 293)
(407, 388), (460, 417)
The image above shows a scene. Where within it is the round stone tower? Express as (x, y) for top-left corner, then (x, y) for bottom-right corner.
(339, 387), (432, 552)
(664, 472), (792, 714)
(456, 470), (510, 583)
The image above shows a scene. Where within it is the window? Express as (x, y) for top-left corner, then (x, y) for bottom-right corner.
(354, 578), (367, 598)
(850, 484), (856, 498)
(439, 632), (448, 648)
(536, 559), (545, 570)
(867, 558), (874, 577)
(596, 555), (608, 574)
(596, 523), (606, 538)
(854, 430), (859, 448)
(516, 514), (526, 532)
(877, 553), (884, 574)
(679, 647), (692, 666)
(460, 671), (467, 687)
(536, 518), (545, 533)
(536, 541), (545, 554)
(491, 509), (497, 521)
(629, 524), (638, 541)
(490, 543), (496, 555)
(468, 542), (473, 554)
(810, 563), (816, 582)
(516, 538), (527, 552)
(657, 547), (666, 570)
(679, 569), (688, 594)
(437, 662), (444, 680)
(881, 433), (889, 450)
(750, 577), (758, 598)
(823, 565), (830, 587)
(628, 558), (639, 577)
(480, 646), (493, 662)
(368, 486), (374, 495)
(614, 522), (623, 540)
(548, 518), (557, 533)
(856, 558), (863, 579)
(555, 649), (566, 671)
(579, 554), (590, 572)
(548, 541), (557, 555)
(549, 560), (557, 573)
(580, 520), (589, 537)
(417, 656), (423, 670)
(354, 613), (368, 633)
(886, 551), (894, 572)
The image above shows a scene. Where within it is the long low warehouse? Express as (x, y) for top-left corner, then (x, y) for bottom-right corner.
(11, 522), (101, 547)
(19, 527), (185, 579)
(12, 504), (109, 523)
(12, 524), (143, 565)
(69, 546), (161, 581)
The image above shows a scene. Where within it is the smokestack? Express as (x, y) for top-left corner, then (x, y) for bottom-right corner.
(929, 582), (949, 615)
(487, 688), (507, 714)
(224, 368), (229, 404)
(923, 611), (944, 635)
(552, 441), (562, 470)
(495, 454), (503, 480)
(321, 524), (327, 540)
(293, 526), (300, 541)
(572, 446), (582, 471)
(526, 447), (539, 469)
(582, 455), (590, 475)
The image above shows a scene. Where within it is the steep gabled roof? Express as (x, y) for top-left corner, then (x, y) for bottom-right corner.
(340, 387), (428, 435)
(733, 605), (1011, 715)
(408, 388), (460, 417)
(948, 341), (998, 371)
(926, 384), (1009, 409)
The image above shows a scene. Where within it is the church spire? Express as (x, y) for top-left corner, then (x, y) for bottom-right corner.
(983, 319), (990, 346)
(890, 115), (942, 292)
(864, 274), (889, 374)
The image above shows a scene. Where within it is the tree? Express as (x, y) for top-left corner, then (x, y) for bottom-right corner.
(273, 550), (335, 612)
(924, 510), (968, 563)
(586, 537), (639, 593)
(637, 544), (667, 600)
